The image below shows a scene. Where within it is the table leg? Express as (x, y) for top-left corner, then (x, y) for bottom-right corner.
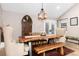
(29, 42), (32, 56)
(43, 52), (45, 56)
(60, 47), (64, 56)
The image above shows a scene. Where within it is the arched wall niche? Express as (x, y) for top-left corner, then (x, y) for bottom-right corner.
(21, 15), (32, 36)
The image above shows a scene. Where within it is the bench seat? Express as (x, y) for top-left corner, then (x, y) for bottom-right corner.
(34, 42), (64, 56)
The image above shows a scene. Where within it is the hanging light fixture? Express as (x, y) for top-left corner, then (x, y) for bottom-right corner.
(38, 3), (47, 20)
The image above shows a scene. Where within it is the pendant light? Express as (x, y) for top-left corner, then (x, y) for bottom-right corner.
(38, 3), (47, 20)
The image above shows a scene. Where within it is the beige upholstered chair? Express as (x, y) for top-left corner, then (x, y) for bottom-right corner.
(56, 28), (66, 43)
(3, 25), (29, 56)
(56, 28), (66, 36)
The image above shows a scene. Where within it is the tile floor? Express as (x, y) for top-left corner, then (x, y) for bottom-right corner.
(65, 42), (79, 56)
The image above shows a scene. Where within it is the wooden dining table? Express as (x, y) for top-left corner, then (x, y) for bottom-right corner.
(19, 34), (63, 56)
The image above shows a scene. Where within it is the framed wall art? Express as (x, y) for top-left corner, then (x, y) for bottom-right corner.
(59, 18), (68, 30)
(61, 23), (67, 28)
(70, 17), (78, 26)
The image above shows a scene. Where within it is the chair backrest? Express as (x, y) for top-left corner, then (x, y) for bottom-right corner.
(3, 26), (16, 55)
(56, 28), (66, 43)
(56, 28), (66, 36)
(3, 26), (14, 44)
(3, 25), (25, 56)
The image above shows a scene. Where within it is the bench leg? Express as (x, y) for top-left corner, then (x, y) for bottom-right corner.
(60, 47), (64, 56)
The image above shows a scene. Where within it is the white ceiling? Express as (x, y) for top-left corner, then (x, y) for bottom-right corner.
(0, 3), (75, 19)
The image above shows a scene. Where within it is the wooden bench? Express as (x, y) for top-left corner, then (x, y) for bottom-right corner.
(34, 42), (64, 56)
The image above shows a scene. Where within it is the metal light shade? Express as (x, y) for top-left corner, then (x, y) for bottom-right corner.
(38, 5), (47, 20)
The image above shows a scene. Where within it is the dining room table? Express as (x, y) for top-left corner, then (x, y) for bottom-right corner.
(19, 34), (63, 56)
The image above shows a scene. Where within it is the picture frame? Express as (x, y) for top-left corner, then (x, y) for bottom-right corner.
(70, 17), (78, 26)
(60, 18), (68, 30)
(61, 23), (67, 31)
(61, 23), (67, 28)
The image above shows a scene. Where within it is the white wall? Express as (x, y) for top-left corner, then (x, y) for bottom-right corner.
(0, 5), (3, 43)
(1, 10), (57, 40)
(2, 10), (45, 40)
(58, 4), (79, 43)
(60, 4), (79, 28)
(0, 5), (3, 27)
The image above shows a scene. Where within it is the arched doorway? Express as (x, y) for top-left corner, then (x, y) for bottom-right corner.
(22, 15), (32, 36)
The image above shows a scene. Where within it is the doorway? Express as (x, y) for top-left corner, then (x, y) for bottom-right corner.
(44, 20), (56, 34)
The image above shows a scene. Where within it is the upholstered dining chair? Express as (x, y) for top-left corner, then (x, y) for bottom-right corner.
(56, 28), (66, 43)
(3, 25), (29, 56)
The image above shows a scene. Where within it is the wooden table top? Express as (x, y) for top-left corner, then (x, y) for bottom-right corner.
(19, 34), (63, 43)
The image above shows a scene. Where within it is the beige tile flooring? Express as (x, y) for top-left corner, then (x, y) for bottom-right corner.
(0, 48), (6, 56)
(65, 42), (79, 56)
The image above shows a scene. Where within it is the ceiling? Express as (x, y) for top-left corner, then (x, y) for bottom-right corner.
(0, 3), (75, 19)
